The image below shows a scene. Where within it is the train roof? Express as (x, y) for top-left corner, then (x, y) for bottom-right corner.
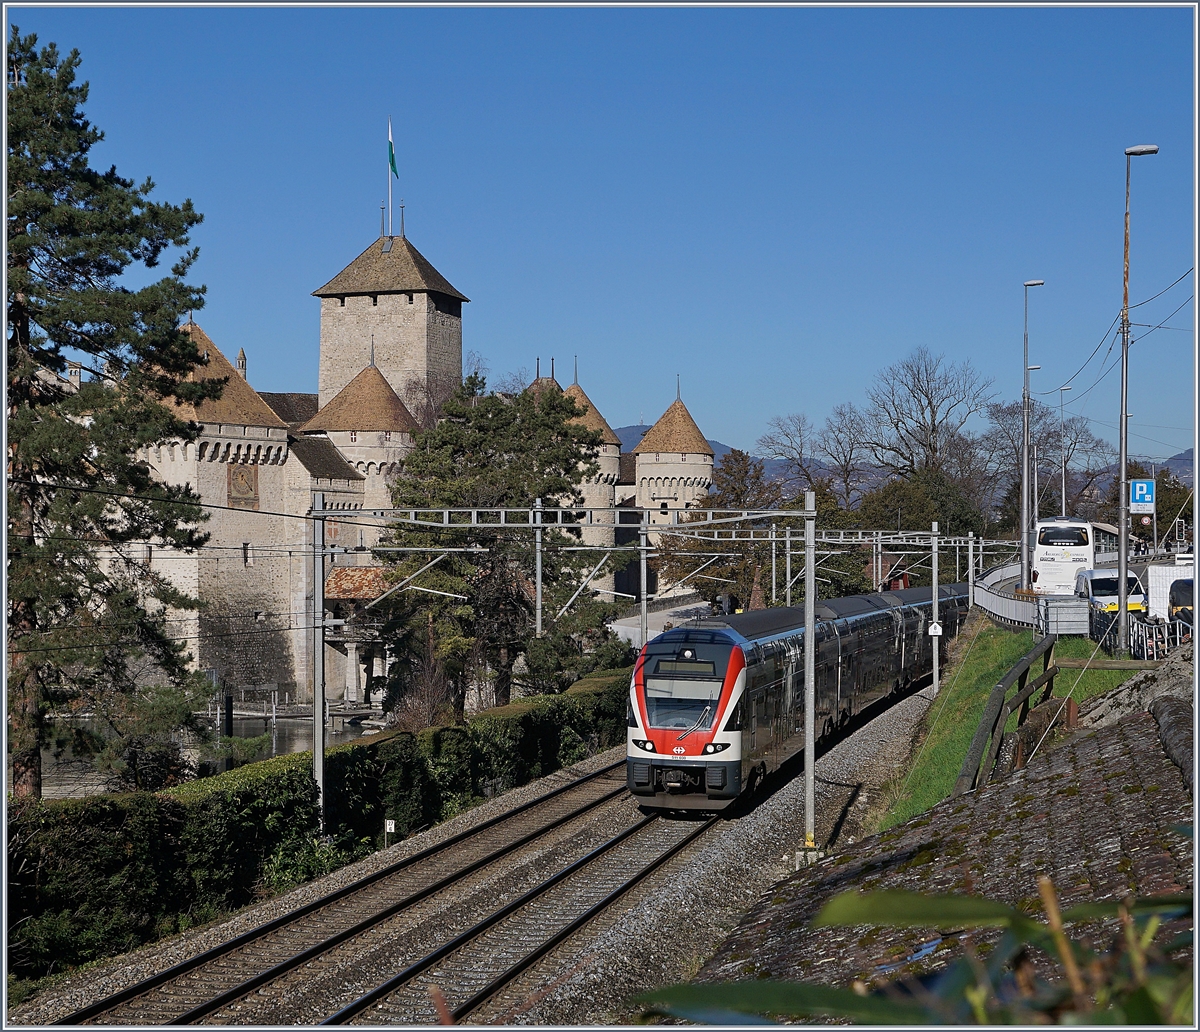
(686, 584), (968, 645)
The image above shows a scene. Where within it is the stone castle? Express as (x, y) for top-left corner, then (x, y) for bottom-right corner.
(142, 232), (713, 703)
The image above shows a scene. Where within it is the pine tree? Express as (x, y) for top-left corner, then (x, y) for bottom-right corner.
(7, 28), (220, 797)
(378, 376), (628, 713)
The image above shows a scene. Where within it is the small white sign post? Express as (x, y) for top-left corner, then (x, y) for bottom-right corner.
(928, 621), (943, 636)
(385, 819), (396, 848)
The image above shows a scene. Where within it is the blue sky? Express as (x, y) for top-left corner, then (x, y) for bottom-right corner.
(10, 6), (1196, 460)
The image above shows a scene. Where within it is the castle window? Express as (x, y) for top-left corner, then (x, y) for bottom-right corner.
(338, 296), (345, 307)
(681, 454), (686, 461)
(242, 542), (254, 567)
(660, 503), (669, 513)
(384, 431), (392, 442)
(370, 295), (378, 307)
(405, 293), (413, 305)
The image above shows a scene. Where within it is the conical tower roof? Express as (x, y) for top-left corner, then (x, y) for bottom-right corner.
(313, 236), (469, 301)
(526, 375), (562, 402)
(298, 364), (419, 433)
(631, 398), (713, 456)
(171, 323), (287, 429)
(563, 382), (620, 446)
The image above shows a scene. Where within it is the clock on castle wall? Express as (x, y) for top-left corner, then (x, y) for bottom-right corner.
(228, 463), (259, 511)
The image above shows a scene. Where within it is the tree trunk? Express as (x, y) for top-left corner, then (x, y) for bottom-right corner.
(494, 644), (512, 708)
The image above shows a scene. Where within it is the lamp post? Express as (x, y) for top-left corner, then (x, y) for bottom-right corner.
(1058, 385), (1073, 517)
(1118, 144), (1159, 653)
(1020, 281), (1043, 591)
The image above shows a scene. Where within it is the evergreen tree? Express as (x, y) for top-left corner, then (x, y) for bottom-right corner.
(378, 376), (627, 714)
(7, 29), (219, 796)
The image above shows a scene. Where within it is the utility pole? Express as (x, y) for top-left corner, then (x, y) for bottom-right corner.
(771, 523), (777, 604)
(968, 531), (975, 609)
(785, 525), (792, 608)
(803, 492), (816, 855)
(931, 522), (940, 696)
(534, 497), (543, 637)
(639, 510), (649, 648)
(312, 492), (326, 831)
(1119, 143), (1159, 652)
(1021, 279), (1044, 591)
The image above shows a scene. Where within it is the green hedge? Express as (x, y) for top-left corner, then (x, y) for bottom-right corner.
(7, 668), (631, 982)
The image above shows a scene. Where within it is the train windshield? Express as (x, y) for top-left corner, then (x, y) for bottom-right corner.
(640, 635), (733, 730)
(643, 679), (720, 730)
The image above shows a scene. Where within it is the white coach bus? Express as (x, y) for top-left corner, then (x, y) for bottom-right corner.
(1032, 517), (1095, 596)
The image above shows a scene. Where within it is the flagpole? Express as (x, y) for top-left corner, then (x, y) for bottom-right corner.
(388, 126), (392, 239)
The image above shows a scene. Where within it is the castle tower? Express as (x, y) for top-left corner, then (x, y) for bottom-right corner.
(632, 396), (714, 533)
(313, 235), (469, 418)
(298, 363), (419, 519)
(564, 378), (622, 595)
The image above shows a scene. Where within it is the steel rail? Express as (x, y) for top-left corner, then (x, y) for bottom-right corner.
(320, 815), (661, 1025)
(168, 782), (628, 1025)
(451, 815), (718, 1021)
(54, 759), (624, 1026)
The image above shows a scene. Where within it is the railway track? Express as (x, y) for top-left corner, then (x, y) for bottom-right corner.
(56, 760), (627, 1026)
(325, 813), (716, 1025)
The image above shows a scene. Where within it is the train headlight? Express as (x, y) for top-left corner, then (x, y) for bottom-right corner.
(703, 742), (730, 754)
(632, 739), (655, 752)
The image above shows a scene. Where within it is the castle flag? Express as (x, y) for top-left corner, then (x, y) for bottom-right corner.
(388, 119), (398, 179)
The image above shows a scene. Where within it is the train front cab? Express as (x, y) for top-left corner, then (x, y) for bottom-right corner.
(626, 630), (745, 812)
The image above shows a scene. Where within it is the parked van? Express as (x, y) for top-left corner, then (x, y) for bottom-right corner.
(1074, 569), (1146, 613)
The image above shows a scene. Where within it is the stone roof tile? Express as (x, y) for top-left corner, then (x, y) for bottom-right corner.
(288, 436), (364, 481)
(631, 398), (713, 456)
(312, 236), (468, 301)
(171, 324), (288, 429)
(298, 365), (419, 434)
(259, 392), (319, 429)
(564, 382), (621, 447)
(325, 566), (388, 601)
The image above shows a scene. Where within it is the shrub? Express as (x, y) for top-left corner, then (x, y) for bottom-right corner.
(7, 668), (632, 984)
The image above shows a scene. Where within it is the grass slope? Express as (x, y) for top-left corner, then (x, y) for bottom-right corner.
(880, 613), (1135, 829)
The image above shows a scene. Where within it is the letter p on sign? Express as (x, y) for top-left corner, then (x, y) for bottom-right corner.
(1130, 479), (1155, 513)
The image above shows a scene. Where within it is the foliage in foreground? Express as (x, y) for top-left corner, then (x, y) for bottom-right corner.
(638, 876), (1193, 1024)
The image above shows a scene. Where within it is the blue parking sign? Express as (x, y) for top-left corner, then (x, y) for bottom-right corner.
(1130, 479), (1155, 513)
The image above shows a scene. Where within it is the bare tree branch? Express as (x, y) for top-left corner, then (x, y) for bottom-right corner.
(864, 347), (994, 477)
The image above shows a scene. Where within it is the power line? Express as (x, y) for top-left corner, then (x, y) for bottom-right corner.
(1036, 267), (1194, 396)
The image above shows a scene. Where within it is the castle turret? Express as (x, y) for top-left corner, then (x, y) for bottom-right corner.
(564, 378), (622, 596)
(298, 363), (419, 515)
(313, 236), (468, 416)
(632, 396), (714, 530)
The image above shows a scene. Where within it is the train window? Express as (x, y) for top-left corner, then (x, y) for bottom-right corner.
(1038, 526), (1089, 546)
(627, 699), (638, 727)
(641, 637), (733, 680)
(655, 658), (715, 675)
(721, 697), (744, 731)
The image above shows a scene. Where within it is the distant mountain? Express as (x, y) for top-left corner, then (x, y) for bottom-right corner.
(613, 425), (793, 482)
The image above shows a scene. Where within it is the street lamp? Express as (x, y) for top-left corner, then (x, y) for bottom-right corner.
(1118, 144), (1158, 653)
(1021, 279), (1044, 591)
(1058, 385), (1073, 517)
